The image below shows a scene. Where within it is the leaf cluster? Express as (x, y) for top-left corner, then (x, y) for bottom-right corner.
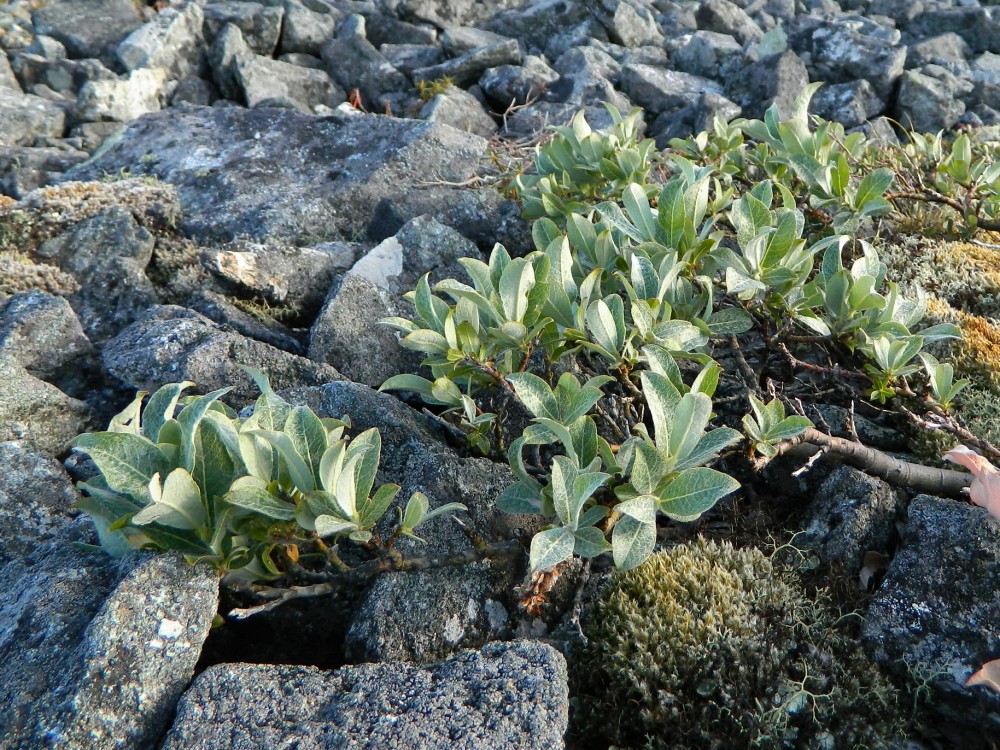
(74, 369), (463, 579)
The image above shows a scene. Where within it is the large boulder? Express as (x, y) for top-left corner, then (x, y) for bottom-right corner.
(64, 105), (490, 245)
(162, 641), (569, 749)
(0, 88), (66, 146)
(116, 0), (206, 80)
(863, 495), (1000, 736)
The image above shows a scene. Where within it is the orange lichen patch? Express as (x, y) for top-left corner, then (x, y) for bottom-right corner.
(952, 310), (1000, 391)
(926, 294), (957, 321)
(0, 196), (16, 209)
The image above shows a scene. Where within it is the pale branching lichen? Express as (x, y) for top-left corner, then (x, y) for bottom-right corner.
(572, 538), (908, 750)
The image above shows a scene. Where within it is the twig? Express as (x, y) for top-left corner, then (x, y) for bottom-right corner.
(779, 343), (866, 381)
(757, 427), (970, 497)
(226, 538), (522, 620)
(729, 336), (761, 393)
(902, 407), (1000, 463)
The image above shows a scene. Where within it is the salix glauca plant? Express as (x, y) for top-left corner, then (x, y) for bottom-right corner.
(74, 369), (464, 579)
(381, 92), (985, 574)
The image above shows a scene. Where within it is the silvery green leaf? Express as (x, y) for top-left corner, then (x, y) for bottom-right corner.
(134, 468), (205, 530)
(143, 381), (194, 442)
(612, 515), (656, 571)
(530, 527), (575, 572)
(573, 526), (612, 558)
(240, 431), (274, 483)
(177, 387), (233, 473)
(359, 483), (400, 528)
(767, 416), (813, 441)
(639, 371), (681, 448)
(108, 390), (146, 435)
(315, 514), (357, 538)
(508, 372), (558, 420)
(401, 491), (429, 530)
(246, 429), (314, 493)
(73, 432), (169, 504)
(223, 476), (296, 520)
(673, 427), (742, 471)
(668, 393), (712, 464)
(497, 480), (544, 515)
(657, 467), (740, 521)
(706, 308), (753, 335)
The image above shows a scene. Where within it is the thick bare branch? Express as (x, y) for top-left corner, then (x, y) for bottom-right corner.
(761, 427), (971, 497)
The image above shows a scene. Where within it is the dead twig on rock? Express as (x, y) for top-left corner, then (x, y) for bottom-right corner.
(226, 534), (522, 620)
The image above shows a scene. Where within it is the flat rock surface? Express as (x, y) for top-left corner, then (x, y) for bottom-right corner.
(65, 105), (489, 245)
(162, 640), (569, 750)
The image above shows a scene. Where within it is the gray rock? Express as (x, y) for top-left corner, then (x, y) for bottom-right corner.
(420, 85), (498, 137)
(907, 32), (971, 73)
(379, 43), (444, 77)
(0, 291), (94, 390)
(413, 38), (522, 88)
(647, 91), (741, 146)
(0, 49), (21, 92)
(441, 26), (511, 57)
(202, 240), (356, 312)
(398, 0), (522, 29)
(279, 0), (339, 56)
(483, 0), (596, 58)
(320, 15), (409, 110)
(696, 0), (763, 46)
(0, 144), (87, 198)
(202, 1), (284, 57)
(117, 0), (205, 80)
(345, 563), (516, 663)
(65, 105), (490, 246)
(973, 52), (1000, 111)
(207, 22), (250, 101)
(34, 206), (159, 343)
(908, 7), (1000, 56)
(70, 120), (125, 152)
(798, 465), (902, 575)
(24, 35), (67, 61)
(362, 12), (438, 48)
(186, 289), (304, 354)
(896, 68), (966, 133)
(0, 353), (90, 455)
(869, 0), (922, 26)
(2, 549), (219, 749)
(170, 75), (217, 106)
(103, 304), (341, 404)
(307, 271), (422, 388)
(11, 54), (117, 97)
(31, 0), (144, 63)
(809, 25), (906, 99)
(367, 184), (531, 255)
(552, 44), (621, 82)
(0, 89), (66, 146)
(810, 79), (885, 129)
(76, 67), (168, 122)
(671, 30), (743, 79)
(480, 55), (560, 108)
(309, 214), (479, 383)
(862, 496), (1000, 736)
(162, 641), (568, 750)
(725, 49), (809, 119)
(0, 442), (81, 564)
(586, 0), (664, 48)
(235, 51), (344, 112)
(620, 63), (723, 116)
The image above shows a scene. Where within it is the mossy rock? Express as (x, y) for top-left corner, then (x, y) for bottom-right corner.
(570, 538), (908, 750)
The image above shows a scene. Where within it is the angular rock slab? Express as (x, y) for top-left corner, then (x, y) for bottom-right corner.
(862, 495), (1000, 735)
(103, 305), (341, 405)
(162, 641), (569, 750)
(65, 105), (489, 245)
(1, 549), (219, 749)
